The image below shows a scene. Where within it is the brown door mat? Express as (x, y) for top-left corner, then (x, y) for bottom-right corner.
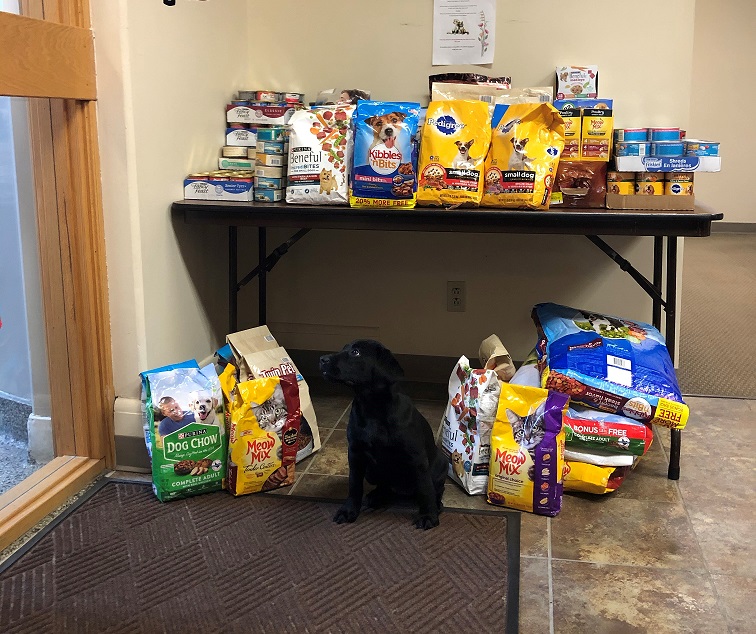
(0, 479), (521, 633)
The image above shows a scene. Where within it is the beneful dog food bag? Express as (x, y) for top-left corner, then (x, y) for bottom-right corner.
(441, 357), (501, 495)
(481, 103), (565, 210)
(350, 101), (420, 208)
(287, 105), (354, 205)
(226, 327), (320, 462)
(487, 383), (569, 516)
(140, 360), (227, 502)
(533, 303), (689, 429)
(417, 100), (491, 207)
(220, 366), (301, 495)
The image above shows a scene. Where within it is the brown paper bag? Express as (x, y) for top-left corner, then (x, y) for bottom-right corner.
(479, 334), (516, 382)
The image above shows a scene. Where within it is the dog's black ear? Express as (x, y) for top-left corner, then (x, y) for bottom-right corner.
(375, 345), (405, 384)
(454, 140), (462, 147)
(469, 139), (475, 147)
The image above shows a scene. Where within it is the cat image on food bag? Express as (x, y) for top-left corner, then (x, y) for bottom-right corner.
(506, 403), (546, 450)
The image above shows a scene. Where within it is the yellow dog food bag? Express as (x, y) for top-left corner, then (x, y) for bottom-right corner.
(220, 365), (301, 496)
(481, 103), (565, 209)
(417, 100), (491, 207)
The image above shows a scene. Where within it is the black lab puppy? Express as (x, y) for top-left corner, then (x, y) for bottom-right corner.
(319, 340), (447, 530)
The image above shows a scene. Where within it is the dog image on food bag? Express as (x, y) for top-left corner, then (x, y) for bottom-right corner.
(188, 390), (222, 428)
(319, 340), (448, 529)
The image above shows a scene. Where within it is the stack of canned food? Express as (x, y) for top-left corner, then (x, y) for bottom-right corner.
(613, 127), (719, 158)
(254, 126), (289, 202)
(607, 170), (694, 196)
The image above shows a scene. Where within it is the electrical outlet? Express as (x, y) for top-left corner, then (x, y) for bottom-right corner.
(447, 281), (466, 312)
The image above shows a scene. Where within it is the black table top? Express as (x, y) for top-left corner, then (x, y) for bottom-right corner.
(173, 200), (724, 237)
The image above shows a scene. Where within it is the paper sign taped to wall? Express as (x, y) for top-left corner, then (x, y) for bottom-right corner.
(433, 0), (496, 66)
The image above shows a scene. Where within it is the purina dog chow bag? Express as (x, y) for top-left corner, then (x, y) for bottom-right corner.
(417, 100), (491, 207)
(220, 366), (301, 495)
(141, 360), (227, 502)
(350, 101), (420, 208)
(287, 105), (354, 205)
(487, 383), (569, 516)
(481, 103), (565, 209)
(533, 303), (689, 429)
(441, 356), (501, 495)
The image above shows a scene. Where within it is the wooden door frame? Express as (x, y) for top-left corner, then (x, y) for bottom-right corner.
(0, 1), (114, 551)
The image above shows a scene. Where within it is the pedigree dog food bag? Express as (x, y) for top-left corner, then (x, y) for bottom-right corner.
(417, 100), (491, 207)
(481, 103), (565, 209)
(350, 101), (420, 208)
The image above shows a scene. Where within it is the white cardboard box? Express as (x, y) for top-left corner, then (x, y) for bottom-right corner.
(614, 155), (721, 172)
(184, 178), (254, 201)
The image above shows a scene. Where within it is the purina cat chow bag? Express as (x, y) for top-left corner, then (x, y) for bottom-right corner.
(487, 383), (569, 516)
(417, 100), (491, 207)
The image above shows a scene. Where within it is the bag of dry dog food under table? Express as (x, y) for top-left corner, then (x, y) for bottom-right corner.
(563, 460), (629, 495)
(487, 383), (569, 516)
(140, 360), (227, 502)
(220, 366), (301, 495)
(226, 326), (321, 462)
(350, 100), (421, 208)
(416, 99), (491, 207)
(533, 303), (689, 430)
(441, 356), (501, 495)
(481, 103), (565, 210)
(286, 105), (355, 205)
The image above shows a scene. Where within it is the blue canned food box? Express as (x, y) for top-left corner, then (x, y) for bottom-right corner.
(651, 141), (685, 157)
(648, 127), (681, 141)
(254, 176), (285, 189)
(615, 141), (651, 157)
(685, 140), (720, 156)
(350, 101), (420, 207)
(256, 140), (286, 155)
(615, 128), (647, 142)
(256, 126), (288, 142)
(254, 188), (283, 202)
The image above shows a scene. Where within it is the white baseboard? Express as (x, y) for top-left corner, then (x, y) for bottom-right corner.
(114, 396), (144, 437)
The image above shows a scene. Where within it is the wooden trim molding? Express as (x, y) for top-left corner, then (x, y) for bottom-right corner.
(0, 457), (105, 552)
(0, 11), (95, 100)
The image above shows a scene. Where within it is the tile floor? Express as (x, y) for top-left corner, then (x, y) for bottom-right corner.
(5, 392), (753, 633)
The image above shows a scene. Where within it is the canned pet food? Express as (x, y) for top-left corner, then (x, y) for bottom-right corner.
(222, 146), (248, 158)
(255, 165), (285, 179)
(651, 141), (685, 157)
(635, 181), (664, 195)
(665, 173), (694, 195)
(615, 141), (651, 157)
(256, 90), (281, 102)
(256, 127), (287, 142)
(254, 188), (283, 202)
(226, 128), (257, 146)
(256, 153), (286, 167)
(218, 157), (254, 171)
(616, 128), (648, 142)
(685, 140), (720, 156)
(246, 148), (257, 160)
(254, 176), (285, 190)
(256, 140), (286, 155)
(228, 122), (250, 130)
(237, 91), (257, 101)
(637, 172), (664, 182)
(283, 92), (305, 103)
(231, 100), (249, 106)
(648, 127), (681, 142)
(607, 171), (635, 182)
(607, 180), (635, 195)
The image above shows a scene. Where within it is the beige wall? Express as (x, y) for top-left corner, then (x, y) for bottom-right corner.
(690, 0), (753, 222)
(96, 0), (705, 405)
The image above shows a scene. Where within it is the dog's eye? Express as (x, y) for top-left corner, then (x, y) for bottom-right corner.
(350, 349), (361, 357)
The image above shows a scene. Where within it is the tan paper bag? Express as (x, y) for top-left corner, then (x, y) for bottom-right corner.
(478, 334), (516, 382)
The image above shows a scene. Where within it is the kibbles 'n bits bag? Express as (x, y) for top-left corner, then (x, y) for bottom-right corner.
(350, 101), (420, 208)
(417, 100), (491, 207)
(482, 103), (565, 209)
(220, 365), (301, 496)
(487, 383), (569, 516)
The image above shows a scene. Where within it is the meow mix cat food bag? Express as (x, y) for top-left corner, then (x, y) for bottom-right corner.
(481, 103), (565, 209)
(441, 356), (501, 495)
(417, 100), (491, 207)
(286, 105), (354, 205)
(140, 360), (227, 502)
(487, 383), (568, 516)
(350, 101), (420, 208)
(220, 366), (301, 496)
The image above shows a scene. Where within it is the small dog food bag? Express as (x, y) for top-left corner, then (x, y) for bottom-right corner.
(140, 360), (227, 502)
(481, 103), (565, 209)
(563, 461), (629, 495)
(416, 100), (491, 207)
(350, 100), (421, 208)
(563, 404), (653, 458)
(533, 303), (689, 430)
(487, 383), (569, 516)
(286, 105), (355, 205)
(220, 366), (301, 496)
(441, 356), (501, 495)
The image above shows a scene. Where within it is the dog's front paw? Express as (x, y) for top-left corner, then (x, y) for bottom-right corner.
(414, 514), (440, 530)
(333, 502), (360, 524)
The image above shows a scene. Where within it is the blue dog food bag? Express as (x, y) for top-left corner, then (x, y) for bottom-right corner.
(350, 101), (420, 208)
(532, 303), (689, 430)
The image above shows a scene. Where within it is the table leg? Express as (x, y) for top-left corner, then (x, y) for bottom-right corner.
(666, 236), (681, 480)
(653, 236), (663, 329)
(229, 226), (237, 334)
(258, 227), (267, 326)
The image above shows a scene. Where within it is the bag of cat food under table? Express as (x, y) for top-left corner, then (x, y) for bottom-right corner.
(441, 356), (501, 495)
(563, 461), (629, 495)
(481, 103), (565, 209)
(140, 360), (227, 502)
(532, 302), (689, 430)
(487, 383), (569, 516)
(220, 365), (301, 495)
